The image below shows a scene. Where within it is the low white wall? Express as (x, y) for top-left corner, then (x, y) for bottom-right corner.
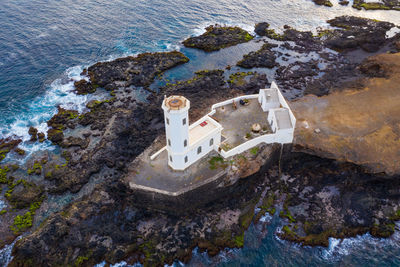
(274, 82), (297, 128)
(219, 129), (293, 158)
(210, 94), (259, 111)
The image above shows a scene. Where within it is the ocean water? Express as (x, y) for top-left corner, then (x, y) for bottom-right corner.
(0, 0), (400, 266)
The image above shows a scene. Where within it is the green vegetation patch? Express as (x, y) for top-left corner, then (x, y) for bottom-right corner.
(10, 198), (43, 234)
(265, 29), (285, 41)
(234, 232), (245, 247)
(208, 156), (229, 170)
(250, 147), (259, 155)
(228, 71), (254, 86)
(0, 165), (10, 184)
(27, 161), (43, 175)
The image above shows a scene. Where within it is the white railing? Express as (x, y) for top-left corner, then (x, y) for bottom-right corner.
(210, 94), (259, 111)
(219, 133), (278, 158)
(150, 146), (166, 160)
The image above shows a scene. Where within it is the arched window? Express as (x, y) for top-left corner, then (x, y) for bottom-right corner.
(197, 146), (202, 154)
(170, 156), (173, 162)
(166, 118), (169, 125)
(168, 139), (171, 146)
(184, 156), (188, 163)
(182, 118), (186, 125)
(209, 138), (214, 146)
(184, 139), (187, 147)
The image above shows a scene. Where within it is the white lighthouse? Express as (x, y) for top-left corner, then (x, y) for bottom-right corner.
(162, 95), (190, 170)
(152, 82), (295, 172)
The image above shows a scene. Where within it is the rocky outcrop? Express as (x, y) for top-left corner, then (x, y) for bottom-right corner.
(0, 138), (22, 162)
(3, 16), (400, 267)
(324, 16), (395, 52)
(28, 127), (38, 141)
(9, 144), (280, 267)
(352, 0), (400, 10)
(74, 79), (97, 95)
(292, 52), (400, 175)
(271, 149), (400, 247)
(312, 0), (333, 7)
(182, 25), (254, 52)
(237, 43), (278, 68)
(87, 51), (189, 88)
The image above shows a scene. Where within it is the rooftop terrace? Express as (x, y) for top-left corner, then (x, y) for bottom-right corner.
(212, 98), (272, 151)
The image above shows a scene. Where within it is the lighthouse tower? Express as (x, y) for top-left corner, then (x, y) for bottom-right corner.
(162, 95), (190, 170)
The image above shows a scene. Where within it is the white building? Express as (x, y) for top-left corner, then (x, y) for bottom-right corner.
(152, 82), (295, 171)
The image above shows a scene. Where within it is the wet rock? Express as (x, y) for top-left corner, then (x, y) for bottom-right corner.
(47, 129), (64, 145)
(237, 43), (278, 68)
(6, 181), (44, 209)
(37, 132), (45, 143)
(74, 79), (97, 95)
(15, 148), (25, 156)
(28, 127), (38, 141)
(254, 22), (270, 36)
(61, 137), (90, 149)
(273, 150), (400, 247)
(325, 16), (394, 52)
(47, 107), (79, 130)
(275, 61), (320, 91)
(87, 51), (189, 88)
(312, 0), (333, 7)
(339, 0), (349, 5)
(227, 72), (269, 93)
(0, 138), (22, 162)
(182, 25), (254, 52)
(352, 0), (400, 11)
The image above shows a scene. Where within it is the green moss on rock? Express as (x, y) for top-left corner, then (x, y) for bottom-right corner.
(182, 25), (254, 52)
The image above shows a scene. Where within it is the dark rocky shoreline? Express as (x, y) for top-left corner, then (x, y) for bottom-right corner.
(0, 15), (400, 267)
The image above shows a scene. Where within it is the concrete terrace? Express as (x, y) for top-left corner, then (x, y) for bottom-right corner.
(126, 145), (227, 195)
(212, 98), (272, 151)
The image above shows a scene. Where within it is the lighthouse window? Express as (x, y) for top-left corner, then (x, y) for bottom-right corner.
(197, 146), (202, 154)
(184, 156), (188, 163)
(170, 156), (173, 162)
(182, 118), (186, 125)
(184, 139), (187, 147)
(168, 139), (171, 146)
(209, 138), (214, 146)
(166, 118), (169, 125)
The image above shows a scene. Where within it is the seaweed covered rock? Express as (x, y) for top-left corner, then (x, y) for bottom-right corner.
(74, 79), (97, 95)
(254, 22), (270, 36)
(61, 137), (90, 149)
(324, 16), (395, 52)
(87, 51), (189, 88)
(352, 0), (400, 10)
(237, 43), (278, 68)
(47, 107), (79, 130)
(6, 180), (44, 209)
(227, 72), (269, 93)
(37, 132), (45, 143)
(312, 0), (333, 7)
(271, 150), (400, 247)
(47, 129), (64, 145)
(182, 25), (254, 52)
(28, 127), (38, 141)
(0, 138), (22, 162)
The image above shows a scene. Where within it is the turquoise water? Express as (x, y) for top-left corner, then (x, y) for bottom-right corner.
(1, 0), (400, 266)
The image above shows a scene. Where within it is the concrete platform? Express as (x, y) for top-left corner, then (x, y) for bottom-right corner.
(212, 98), (272, 151)
(125, 144), (228, 196)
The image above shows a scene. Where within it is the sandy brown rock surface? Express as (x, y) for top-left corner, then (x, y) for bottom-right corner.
(292, 52), (400, 175)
